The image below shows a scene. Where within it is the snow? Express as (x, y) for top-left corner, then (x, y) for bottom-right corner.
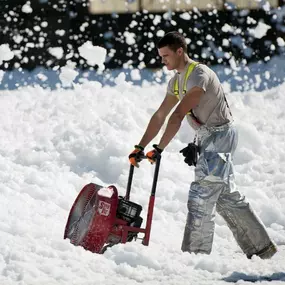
(130, 69), (141, 81)
(79, 22), (89, 33)
(78, 41), (107, 70)
(22, 2), (33, 14)
(124, 32), (136, 45)
(59, 62), (79, 87)
(248, 21), (271, 39)
(262, 1), (271, 12)
(0, 44), (14, 65)
(37, 73), (48, 82)
(98, 187), (114, 198)
(55, 30), (66, 37)
(153, 15), (162, 25)
(13, 35), (23, 44)
(0, 70), (4, 84)
(0, 55), (285, 284)
(179, 12), (191, 20)
(48, 47), (64, 60)
(41, 21), (48, 28)
(221, 23), (234, 33)
(0, 7), (285, 284)
(33, 25), (41, 32)
(277, 37), (285, 47)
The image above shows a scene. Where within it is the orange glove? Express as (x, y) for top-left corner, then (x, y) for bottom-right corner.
(128, 145), (145, 167)
(146, 144), (163, 164)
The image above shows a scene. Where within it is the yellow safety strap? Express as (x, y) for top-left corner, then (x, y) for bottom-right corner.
(173, 61), (199, 98)
(173, 61), (199, 115)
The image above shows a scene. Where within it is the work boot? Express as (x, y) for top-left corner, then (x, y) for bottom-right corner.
(247, 242), (277, 259)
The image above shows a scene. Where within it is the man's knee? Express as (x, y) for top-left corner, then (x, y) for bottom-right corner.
(189, 180), (223, 206)
(217, 190), (248, 211)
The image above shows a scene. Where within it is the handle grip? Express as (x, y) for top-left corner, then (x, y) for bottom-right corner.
(125, 155), (161, 200)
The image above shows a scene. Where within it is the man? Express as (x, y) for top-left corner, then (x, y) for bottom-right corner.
(128, 31), (277, 259)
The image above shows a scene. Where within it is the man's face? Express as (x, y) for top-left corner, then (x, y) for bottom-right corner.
(158, 46), (183, 70)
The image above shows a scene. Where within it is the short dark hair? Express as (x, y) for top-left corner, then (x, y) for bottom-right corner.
(157, 31), (187, 53)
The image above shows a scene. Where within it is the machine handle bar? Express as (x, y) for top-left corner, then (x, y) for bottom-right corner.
(125, 155), (161, 200)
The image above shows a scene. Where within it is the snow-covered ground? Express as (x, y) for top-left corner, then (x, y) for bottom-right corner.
(0, 62), (285, 284)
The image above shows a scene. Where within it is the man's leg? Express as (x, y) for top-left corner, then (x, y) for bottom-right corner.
(181, 179), (223, 254)
(217, 186), (277, 259)
(181, 147), (232, 254)
(181, 125), (276, 257)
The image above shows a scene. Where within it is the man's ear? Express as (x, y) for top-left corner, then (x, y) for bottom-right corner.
(177, 47), (183, 56)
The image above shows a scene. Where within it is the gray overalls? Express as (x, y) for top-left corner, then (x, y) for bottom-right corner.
(181, 123), (276, 258)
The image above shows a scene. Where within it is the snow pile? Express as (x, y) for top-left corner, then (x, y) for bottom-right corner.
(0, 72), (284, 284)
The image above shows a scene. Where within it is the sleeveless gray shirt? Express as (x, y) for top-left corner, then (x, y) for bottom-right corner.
(167, 61), (233, 129)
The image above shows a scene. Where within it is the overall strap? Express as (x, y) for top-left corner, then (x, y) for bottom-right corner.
(173, 61), (199, 99)
(174, 62), (200, 119)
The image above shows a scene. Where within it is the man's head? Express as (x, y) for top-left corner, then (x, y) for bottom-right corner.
(157, 31), (187, 70)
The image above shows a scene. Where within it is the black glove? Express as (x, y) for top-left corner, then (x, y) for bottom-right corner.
(129, 145), (145, 167)
(180, 143), (199, 166)
(146, 144), (163, 164)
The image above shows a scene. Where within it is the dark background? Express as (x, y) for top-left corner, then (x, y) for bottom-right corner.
(0, 0), (284, 71)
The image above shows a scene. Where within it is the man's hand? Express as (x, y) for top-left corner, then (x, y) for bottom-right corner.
(179, 143), (199, 166)
(146, 144), (163, 164)
(129, 145), (145, 167)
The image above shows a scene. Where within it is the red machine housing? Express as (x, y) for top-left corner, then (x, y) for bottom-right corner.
(64, 158), (160, 254)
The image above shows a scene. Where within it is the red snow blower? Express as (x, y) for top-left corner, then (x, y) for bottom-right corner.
(64, 156), (161, 254)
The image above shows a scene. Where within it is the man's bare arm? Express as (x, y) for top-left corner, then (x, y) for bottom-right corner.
(157, 86), (204, 149)
(138, 95), (178, 148)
